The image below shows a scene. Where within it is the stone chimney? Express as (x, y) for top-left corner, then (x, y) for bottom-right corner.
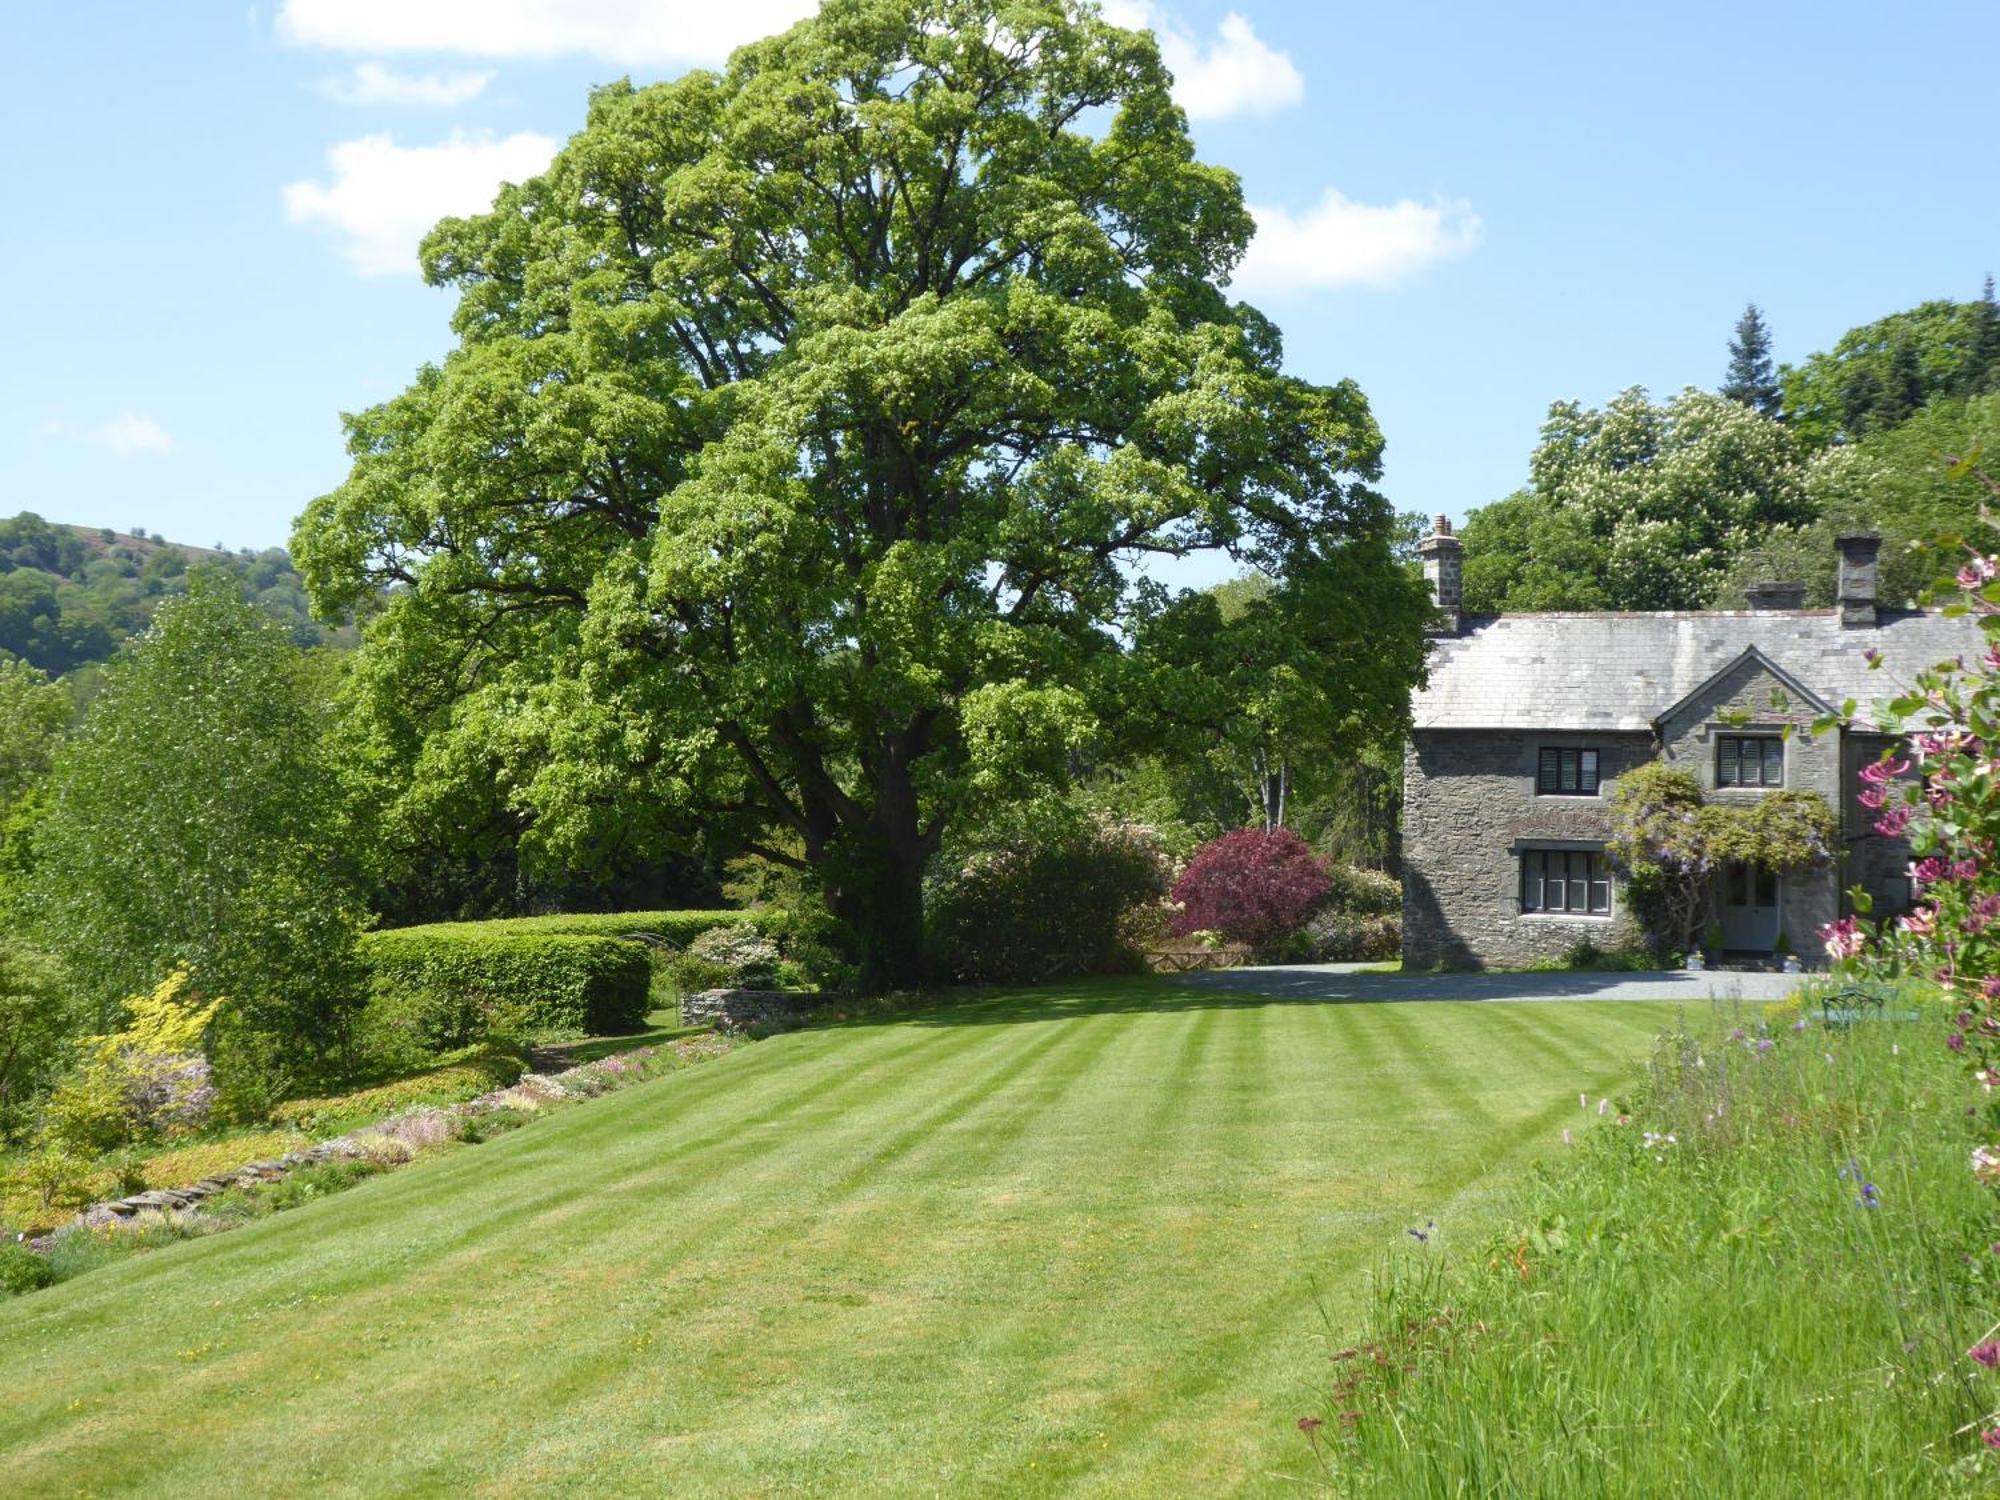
(1836, 533), (1881, 628)
(1744, 580), (1805, 610)
(1418, 514), (1463, 635)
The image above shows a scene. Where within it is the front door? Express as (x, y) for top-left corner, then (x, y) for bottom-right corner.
(1720, 862), (1780, 952)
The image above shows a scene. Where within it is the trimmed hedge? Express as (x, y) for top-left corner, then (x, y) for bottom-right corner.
(375, 910), (758, 948)
(357, 929), (653, 1059)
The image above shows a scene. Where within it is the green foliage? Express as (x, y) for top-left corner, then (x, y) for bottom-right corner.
(1607, 763), (1836, 954)
(13, 1146), (92, 1212)
(1122, 562), (1431, 838)
(1461, 387), (1816, 613)
(1299, 908), (1400, 963)
(384, 909), (757, 948)
(0, 512), (348, 675)
(1720, 301), (1781, 418)
(1606, 764), (1716, 955)
(1293, 863), (1402, 961)
(1310, 1009), (1992, 1497)
(1321, 863), (1401, 915)
(926, 810), (1170, 984)
(0, 1243), (55, 1296)
(0, 941), (71, 1141)
(1708, 788), (1842, 871)
(1799, 391), (2000, 605)
(1781, 286), (2000, 446)
(24, 571), (368, 1079)
(357, 929), (651, 1062)
(0, 658), (69, 817)
(270, 1041), (528, 1132)
(292, 0), (1427, 988)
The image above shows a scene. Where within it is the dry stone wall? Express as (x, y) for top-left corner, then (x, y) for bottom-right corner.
(680, 989), (818, 1031)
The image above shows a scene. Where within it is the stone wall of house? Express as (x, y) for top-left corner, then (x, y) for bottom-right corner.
(681, 989), (817, 1031)
(1402, 729), (1651, 969)
(1657, 655), (1841, 950)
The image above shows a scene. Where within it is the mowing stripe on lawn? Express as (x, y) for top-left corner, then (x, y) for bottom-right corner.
(0, 986), (1681, 1498)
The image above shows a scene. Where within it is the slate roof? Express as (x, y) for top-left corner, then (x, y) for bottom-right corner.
(1411, 609), (1986, 732)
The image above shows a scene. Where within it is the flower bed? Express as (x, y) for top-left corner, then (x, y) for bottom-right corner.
(4, 1033), (740, 1295)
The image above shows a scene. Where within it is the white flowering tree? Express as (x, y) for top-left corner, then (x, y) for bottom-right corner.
(1462, 387), (1817, 611)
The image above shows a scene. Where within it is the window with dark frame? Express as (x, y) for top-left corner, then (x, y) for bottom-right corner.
(1716, 734), (1784, 788)
(1537, 746), (1602, 796)
(1520, 848), (1612, 916)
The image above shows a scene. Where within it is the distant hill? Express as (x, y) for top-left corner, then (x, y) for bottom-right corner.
(0, 512), (353, 676)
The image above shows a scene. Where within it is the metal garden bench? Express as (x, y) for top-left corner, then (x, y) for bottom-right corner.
(1817, 983), (1922, 1026)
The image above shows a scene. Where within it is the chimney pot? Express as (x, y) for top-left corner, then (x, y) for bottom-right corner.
(1744, 580), (1805, 610)
(1836, 533), (1881, 628)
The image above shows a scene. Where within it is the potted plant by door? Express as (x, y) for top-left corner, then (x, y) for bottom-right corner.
(1776, 928), (1802, 974)
(1703, 921), (1726, 970)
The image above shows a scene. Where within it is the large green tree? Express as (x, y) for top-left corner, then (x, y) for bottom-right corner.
(1780, 288), (2000, 446)
(295, 0), (1423, 987)
(0, 657), (69, 817)
(25, 571), (365, 1088)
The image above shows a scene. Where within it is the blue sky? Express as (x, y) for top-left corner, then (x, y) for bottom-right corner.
(2, 1), (1994, 556)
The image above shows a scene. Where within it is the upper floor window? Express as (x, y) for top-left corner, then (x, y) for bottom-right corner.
(1717, 735), (1784, 788)
(1538, 747), (1601, 796)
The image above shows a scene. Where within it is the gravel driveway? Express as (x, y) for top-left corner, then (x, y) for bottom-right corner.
(1174, 962), (1814, 1005)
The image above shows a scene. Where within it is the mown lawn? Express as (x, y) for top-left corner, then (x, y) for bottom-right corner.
(0, 979), (1676, 1496)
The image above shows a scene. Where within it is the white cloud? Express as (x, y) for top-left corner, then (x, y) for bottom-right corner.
(321, 61), (495, 107)
(1235, 190), (1483, 294)
(277, 0), (817, 67)
(283, 128), (558, 275)
(43, 413), (176, 456)
(1102, 2), (1302, 120)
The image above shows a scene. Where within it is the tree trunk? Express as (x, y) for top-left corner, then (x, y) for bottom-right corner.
(823, 824), (930, 993)
(811, 743), (933, 994)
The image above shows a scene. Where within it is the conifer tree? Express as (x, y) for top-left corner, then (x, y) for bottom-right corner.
(1722, 302), (1782, 418)
(1969, 274), (2000, 396)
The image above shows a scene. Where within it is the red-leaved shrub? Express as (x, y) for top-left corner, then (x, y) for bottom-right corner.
(1169, 828), (1332, 949)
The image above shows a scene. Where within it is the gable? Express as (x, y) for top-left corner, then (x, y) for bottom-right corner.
(1653, 646), (1833, 734)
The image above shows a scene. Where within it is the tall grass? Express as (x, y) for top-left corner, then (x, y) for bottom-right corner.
(1308, 994), (2000, 1497)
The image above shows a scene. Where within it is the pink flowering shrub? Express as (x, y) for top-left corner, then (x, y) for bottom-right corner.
(1170, 828), (1332, 951)
(1821, 528), (2000, 1056)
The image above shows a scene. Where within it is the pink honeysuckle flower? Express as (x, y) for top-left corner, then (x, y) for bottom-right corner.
(1857, 785), (1888, 810)
(1860, 756), (1912, 785)
(1875, 805), (1916, 838)
(1900, 907), (1937, 938)
(1911, 857), (1949, 887)
(1820, 916), (1866, 961)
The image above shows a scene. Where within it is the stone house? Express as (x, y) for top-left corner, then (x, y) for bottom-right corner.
(1401, 519), (1983, 969)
